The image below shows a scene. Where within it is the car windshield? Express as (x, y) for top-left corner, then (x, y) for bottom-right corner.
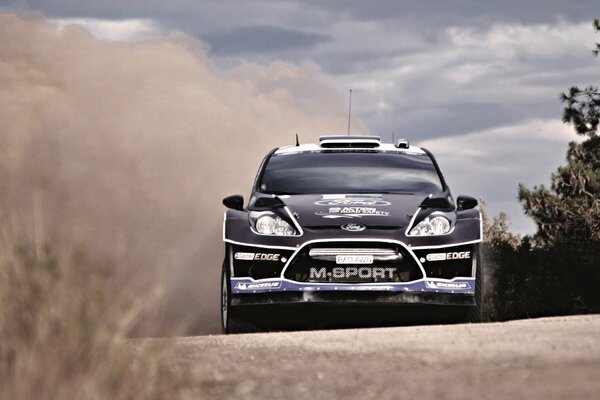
(258, 151), (443, 195)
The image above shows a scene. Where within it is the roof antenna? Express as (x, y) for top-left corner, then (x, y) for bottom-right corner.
(347, 89), (352, 136)
(392, 131), (395, 144)
(295, 133), (300, 146)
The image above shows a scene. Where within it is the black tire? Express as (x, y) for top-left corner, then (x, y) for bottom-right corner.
(221, 251), (257, 334)
(463, 247), (484, 323)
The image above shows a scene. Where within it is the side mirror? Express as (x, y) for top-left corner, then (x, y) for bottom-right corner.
(223, 194), (244, 211)
(456, 195), (478, 211)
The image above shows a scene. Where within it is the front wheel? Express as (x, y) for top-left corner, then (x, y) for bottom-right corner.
(221, 254), (257, 334)
(462, 247), (484, 323)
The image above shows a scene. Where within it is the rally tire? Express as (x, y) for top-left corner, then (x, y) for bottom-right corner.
(463, 248), (484, 323)
(221, 254), (257, 334)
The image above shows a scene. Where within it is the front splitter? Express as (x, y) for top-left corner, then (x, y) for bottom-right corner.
(230, 277), (475, 296)
(231, 289), (476, 307)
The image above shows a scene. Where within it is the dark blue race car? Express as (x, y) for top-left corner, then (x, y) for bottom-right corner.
(221, 135), (483, 333)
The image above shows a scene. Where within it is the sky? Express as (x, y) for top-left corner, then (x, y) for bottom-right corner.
(2, 0), (599, 234)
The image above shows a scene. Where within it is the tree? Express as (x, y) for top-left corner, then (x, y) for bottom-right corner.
(479, 201), (522, 320)
(481, 204), (521, 249)
(561, 19), (600, 136)
(518, 19), (600, 244)
(481, 20), (600, 320)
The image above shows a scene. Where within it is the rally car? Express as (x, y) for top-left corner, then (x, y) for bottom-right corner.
(221, 135), (483, 333)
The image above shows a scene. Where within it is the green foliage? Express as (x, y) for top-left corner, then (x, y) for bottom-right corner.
(482, 209), (600, 321)
(480, 204), (521, 320)
(562, 20), (600, 137)
(518, 136), (600, 244)
(483, 19), (600, 320)
(488, 240), (600, 320)
(481, 201), (521, 249)
(520, 19), (600, 245)
(561, 86), (600, 137)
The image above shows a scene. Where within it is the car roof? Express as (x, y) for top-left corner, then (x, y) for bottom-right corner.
(274, 143), (427, 156)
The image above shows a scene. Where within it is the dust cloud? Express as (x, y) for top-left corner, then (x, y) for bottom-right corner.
(0, 13), (363, 334)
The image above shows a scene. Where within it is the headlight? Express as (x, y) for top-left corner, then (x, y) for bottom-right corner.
(409, 216), (451, 236)
(252, 212), (297, 236)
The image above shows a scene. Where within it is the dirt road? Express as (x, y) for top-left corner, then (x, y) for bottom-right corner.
(158, 315), (600, 399)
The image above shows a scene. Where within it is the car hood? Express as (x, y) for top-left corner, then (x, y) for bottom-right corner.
(279, 193), (427, 229)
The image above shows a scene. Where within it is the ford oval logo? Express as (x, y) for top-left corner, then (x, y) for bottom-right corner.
(341, 223), (366, 232)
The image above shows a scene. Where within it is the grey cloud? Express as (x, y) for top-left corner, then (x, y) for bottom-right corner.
(204, 25), (331, 55)
(421, 118), (580, 234)
(12, 0), (598, 27)
(2, 1), (323, 34)
(10, 0), (597, 58)
(7, 1), (598, 67)
(301, 0), (600, 26)
(327, 21), (598, 141)
(2, 0), (598, 233)
(366, 102), (563, 142)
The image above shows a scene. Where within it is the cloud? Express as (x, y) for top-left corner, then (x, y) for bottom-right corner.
(40, 11), (598, 235)
(205, 25), (331, 55)
(300, 0), (600, 26)
(9, 1), (599, 31)
(53, 17), (164, 41)
(332, 21), (598, 141)
(0, 13), (357, 333)
(420, 118), (581, 234)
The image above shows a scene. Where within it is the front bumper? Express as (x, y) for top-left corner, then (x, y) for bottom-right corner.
(231, 276), (475, 295)
(227, 237), (479, 307)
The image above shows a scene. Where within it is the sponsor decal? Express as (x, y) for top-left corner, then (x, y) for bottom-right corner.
(234, 252), (255, 261)
(425, 281), (471, 290)
(234, 281), (282, 290)
(315, 194), (391, 207)
(316, 206), (390, 219)
(336, 254), (373, 264)
(425, 251), (471, 262)
(309, 267), (397, 280)
(426, 253), (446, 262)
(315, 199), (391, 206)
(340, 223), (367, 232)
(234, 252), (281, 262)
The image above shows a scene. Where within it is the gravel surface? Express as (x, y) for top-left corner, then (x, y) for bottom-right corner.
(146, 315), (600, 399)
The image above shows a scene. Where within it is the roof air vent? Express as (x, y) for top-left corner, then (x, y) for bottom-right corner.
(319, 135), (381, 148)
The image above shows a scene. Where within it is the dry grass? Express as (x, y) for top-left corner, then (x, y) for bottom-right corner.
(0, 219), (191, 399)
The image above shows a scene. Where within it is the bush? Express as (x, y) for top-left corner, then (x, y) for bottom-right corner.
(481, 209), (600, 321)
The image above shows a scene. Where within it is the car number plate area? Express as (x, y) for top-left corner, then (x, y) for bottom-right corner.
(336, 255), (373, 264)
